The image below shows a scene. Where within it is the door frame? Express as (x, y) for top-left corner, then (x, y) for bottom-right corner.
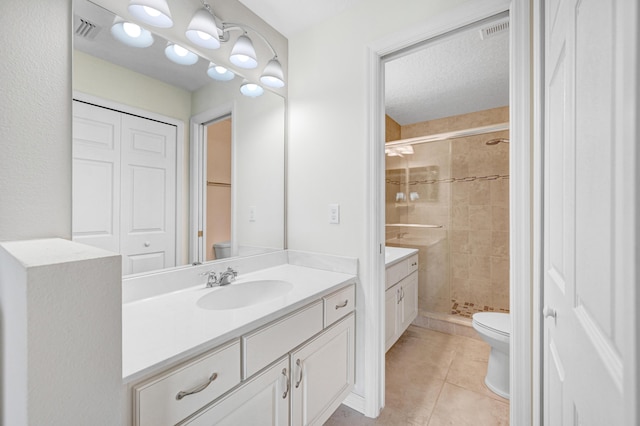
(190, 103), (237, 264)
(72, 91), (185, 267)
(365, 0), (534, 422)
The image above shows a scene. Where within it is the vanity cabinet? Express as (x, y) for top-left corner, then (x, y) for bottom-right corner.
(291, 314), (355, 425)
(385, 254), (418, 352)
(182, 357), (290, 426)
(132, 283), (355, 426)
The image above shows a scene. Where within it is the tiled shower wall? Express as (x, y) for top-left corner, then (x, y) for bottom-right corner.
(386, 106), (510, 318)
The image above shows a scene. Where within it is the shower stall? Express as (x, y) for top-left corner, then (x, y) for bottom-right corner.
(385, 122), (510, 325)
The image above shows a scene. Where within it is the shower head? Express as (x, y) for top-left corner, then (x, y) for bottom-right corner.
(485, 138), (509, 145)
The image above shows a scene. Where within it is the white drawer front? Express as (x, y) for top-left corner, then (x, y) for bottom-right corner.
(134, 340), (241, 426)
(243, 301), (323, 379)
(324, 285), (355, 327)
(407, 254), (419, 274)
(385, 260), (407, 289)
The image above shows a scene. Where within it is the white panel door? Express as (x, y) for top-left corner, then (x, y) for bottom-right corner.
(72, 101), (121, 253)
(120, 114), (177, 275)
(543, 0), (630, 423)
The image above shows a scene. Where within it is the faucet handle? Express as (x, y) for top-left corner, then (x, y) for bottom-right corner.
(225, 267), (238, 278)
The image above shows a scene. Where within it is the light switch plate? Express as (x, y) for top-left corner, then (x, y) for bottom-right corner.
(328, 204), (340, 224)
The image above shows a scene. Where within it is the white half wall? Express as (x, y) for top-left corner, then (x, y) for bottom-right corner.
(0, 239), (123, 424)
(0, 0), (72, 241)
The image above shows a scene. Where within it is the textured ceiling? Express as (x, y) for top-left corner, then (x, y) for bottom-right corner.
(237, 0), (364, 38)
(385, 19), (509, 125)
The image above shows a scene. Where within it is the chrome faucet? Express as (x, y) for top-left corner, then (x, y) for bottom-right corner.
(218, 267), (238, 286)
(201, 267), (238, 288)
(201, 270), (219, 288)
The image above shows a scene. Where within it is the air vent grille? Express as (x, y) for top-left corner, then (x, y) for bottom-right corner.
(74, 15), (101, 40)
(479, 19), (509, 40)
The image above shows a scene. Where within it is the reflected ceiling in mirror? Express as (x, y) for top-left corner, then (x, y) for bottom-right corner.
(71, 0), (286, 276)
(77, 0), (287, 97)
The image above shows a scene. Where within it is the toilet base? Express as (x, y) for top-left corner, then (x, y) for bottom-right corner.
(484, 347), (510, 399)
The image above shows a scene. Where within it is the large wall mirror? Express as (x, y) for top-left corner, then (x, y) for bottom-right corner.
(71, 0), (286, 276)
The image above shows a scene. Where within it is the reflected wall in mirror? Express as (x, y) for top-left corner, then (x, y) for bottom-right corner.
(71, 0), (286, 276)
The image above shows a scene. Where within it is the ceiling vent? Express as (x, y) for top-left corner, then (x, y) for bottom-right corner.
(74, 15), (101, 40)
(479, 18), (509, 40)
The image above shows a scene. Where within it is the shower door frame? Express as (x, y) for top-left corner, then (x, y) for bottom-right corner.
(365, 0), (534, 423)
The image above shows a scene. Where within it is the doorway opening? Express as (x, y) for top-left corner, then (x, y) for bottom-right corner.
(205, 116), (233, 261)
(379, 11), (512, 422)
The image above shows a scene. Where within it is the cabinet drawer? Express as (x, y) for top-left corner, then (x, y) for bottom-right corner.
(243, 301), (323, 379)
(134, 340), (241, 426)
(385, 255), (419, 290)
(324, 285), (355, 327)
(407, 254), (419, 274)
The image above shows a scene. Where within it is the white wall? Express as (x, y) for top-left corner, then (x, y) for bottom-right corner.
(287, 0), (471, 399)
(192, 81), (286, 253)
(0, 0), (72, 241)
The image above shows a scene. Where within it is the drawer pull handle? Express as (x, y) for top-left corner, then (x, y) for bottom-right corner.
(295, 359), (303, 388)
(335, 299), (349, 309)
(281, 368), (290, 399)
(175, 372), (218, 400)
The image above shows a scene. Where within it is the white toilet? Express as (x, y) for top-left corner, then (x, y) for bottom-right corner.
(213, 241), (231, 259)
(472, 312), (510, 399)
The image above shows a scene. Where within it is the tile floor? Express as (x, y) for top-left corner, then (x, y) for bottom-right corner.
(325, 325), (509, 425)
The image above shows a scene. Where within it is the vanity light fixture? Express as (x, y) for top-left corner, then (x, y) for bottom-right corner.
(185, 8), (223, 49)
(259, 58), (285, 88)
(111, 18), (154, 48)
(164, 43), (199, 65)
(207, 62), (235, 81)
(240, 80), (264, 97)
(229, 34), (258, 69)
(128, 0), (173, 28)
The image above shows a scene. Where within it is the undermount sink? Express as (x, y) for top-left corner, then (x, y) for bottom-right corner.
(197, 280), (294, 310)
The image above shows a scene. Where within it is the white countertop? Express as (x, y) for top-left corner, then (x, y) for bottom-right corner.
(385, 246), (419, 267)
(122, 263), (355, 383)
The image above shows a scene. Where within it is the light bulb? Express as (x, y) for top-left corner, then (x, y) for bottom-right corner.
(214, 65), (227, 74)
(196, 30), (212, 41)
(142, 5), (161, 17)
(122, 22), (142, 38)
(173, 44), (188, 57)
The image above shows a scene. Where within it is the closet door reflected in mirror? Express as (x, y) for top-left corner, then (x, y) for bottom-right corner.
(72, 100), (177, 275)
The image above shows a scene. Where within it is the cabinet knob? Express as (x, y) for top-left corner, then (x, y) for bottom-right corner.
(543, 305), (557, 320)
(144, 241), (151, 247)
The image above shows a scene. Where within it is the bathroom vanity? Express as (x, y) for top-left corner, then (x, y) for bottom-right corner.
(123, 254), (356, 426)
(384, 247), (419, 352)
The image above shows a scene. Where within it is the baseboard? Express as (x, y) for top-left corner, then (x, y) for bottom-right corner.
(342, 392), (366, 415)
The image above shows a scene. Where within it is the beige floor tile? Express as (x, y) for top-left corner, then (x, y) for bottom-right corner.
(427, 383), (509, 426)
(324, 326), (509, 425)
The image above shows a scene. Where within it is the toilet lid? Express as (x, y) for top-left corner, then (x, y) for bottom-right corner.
(473, 312), (510, 337)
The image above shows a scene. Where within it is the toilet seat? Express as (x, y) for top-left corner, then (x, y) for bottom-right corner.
(472, 312), (510, 338)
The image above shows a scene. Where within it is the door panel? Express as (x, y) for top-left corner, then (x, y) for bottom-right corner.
(543, 0), (625, 423)
(120, 114), (176, 275)
(72, 102), (121, 252)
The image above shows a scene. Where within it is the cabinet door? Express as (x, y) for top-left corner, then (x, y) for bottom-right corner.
(400, 272), (418, 331)
(385, 284), (400, 352)
(291, 314), (355, 426)
(183, 357), (289, 426)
